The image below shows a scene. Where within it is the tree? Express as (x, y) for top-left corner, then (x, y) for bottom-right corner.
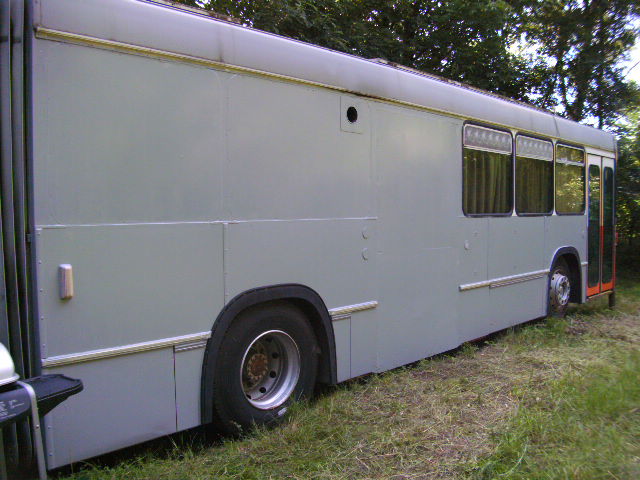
(182, 0), (535, 100)
(523, 0), (640, 127)
(616, 109), (640, 247)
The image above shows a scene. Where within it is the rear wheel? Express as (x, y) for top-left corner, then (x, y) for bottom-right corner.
(548, 259), (571, 317)
(211, 303), (318, 435)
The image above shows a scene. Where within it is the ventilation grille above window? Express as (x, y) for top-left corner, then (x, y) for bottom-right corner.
(516, 136), (553, 161)
(463, 125), (512, 154)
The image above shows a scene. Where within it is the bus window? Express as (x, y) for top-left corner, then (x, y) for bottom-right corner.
(555, 145), (585, 214)
(463, 125), (513, 215)
(515, 135), (553, 215)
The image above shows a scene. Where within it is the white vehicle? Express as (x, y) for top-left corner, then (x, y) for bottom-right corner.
(0, 0), (616, 473)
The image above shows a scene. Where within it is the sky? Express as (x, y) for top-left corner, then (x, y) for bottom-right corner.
(625, 40), (640, 84)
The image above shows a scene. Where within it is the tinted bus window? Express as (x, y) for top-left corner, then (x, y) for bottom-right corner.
(515, 136), (553, 215)
(555, 145), (585, 214)
(463, 125), (512, 215)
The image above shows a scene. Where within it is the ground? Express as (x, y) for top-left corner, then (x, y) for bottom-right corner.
(57, 273), (640, 480)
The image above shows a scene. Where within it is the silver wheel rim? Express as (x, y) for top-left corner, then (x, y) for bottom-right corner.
(240, 330), (300, 410)
(550, 271), (570, 309)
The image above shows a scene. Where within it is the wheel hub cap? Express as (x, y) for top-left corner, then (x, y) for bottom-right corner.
(246, 354), (269, 384)
(240, 330), (301, 410)
(550, 272), (570, 307)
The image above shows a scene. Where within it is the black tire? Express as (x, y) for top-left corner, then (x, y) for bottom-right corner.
(548, 258), (571, 317)
(210, 302), (319, 435)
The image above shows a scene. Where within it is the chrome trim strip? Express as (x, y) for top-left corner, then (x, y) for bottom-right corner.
(35, 27), (350, 95)
(174, 340), (208, 353)
(331, 313), (351, 322)
(329, 301), (378, 317)
(581, 261), (588, 267)
(33, 28), (616, 153)
(459, 269), (549, 292)
(42, 331), (212, 368)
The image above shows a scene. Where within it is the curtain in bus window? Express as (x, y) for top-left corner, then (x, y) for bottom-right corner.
(555, 146), (585, 214)
(515, 136), (553, 214)
(516, 157), (553, 214)
(463, 149), (512, 214)
(602, 167), (614, 284)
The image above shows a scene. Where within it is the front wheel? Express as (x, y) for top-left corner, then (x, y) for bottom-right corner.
(210, 303), (319, 435)
(548, 259), (571, 317)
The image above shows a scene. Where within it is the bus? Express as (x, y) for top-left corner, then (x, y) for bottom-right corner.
(1, 0), (616, 473)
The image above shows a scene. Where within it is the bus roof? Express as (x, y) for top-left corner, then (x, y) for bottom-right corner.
(36, 0), (617, 152)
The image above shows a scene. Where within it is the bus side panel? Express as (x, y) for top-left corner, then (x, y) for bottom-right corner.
(456, 217), (489, 342)
(175, 347), (207, 431)
(36, 225), (224, 357)
(32, 39), (227, 466)
(32, 40), (225, 226)
(545, 215), (588, 302)
(223, 74), (375, 221)
(224, 220), (376, 380)
(222, 76), (376, 379)
(456, 218), (547, 344)
(373, 104), (461, 372)
(44, 349), (176, 468)
(485, 217), (547, 328)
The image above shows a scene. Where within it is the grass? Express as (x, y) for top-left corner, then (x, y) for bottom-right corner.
(472, 350), (640, 479)
(56, 273), (640, 480)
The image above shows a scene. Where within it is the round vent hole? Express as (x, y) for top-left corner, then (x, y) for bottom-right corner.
(346, 106), (358, 123)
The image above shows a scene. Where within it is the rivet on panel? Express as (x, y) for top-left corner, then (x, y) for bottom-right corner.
(362, 248), (369, 260)
(362, 227), (369, 239)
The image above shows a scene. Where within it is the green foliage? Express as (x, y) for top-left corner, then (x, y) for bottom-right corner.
(472, 350), (640, 479)
(616, 110), (640, 250)
(183, 0), (537, 100)
(523, 0), (640, 127)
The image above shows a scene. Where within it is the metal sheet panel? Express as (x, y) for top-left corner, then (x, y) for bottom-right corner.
(373, 104), (461, 371)
(545, 215), (587, 265)
(36, 224), (224, 358)
(456, 217), (490, 342)
(331, 318), (351, 382)
(174, 347), (205, 432)
(43, 349), (176, 469)
(487, 277), (547, 328)
(545, 215), (588, 301)
(224, 75), (373, 220)
(32, 39), (225, 226)
(224, 219), (376, 377)
(224, 219), (375, 308)
(488, 217), (545, 279)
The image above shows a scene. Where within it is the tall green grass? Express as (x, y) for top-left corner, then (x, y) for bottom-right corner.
(472, 350), (640, 479)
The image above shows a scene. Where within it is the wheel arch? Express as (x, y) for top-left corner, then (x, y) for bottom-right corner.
(200, 284), (336, 424)
(549, 246), (583, 307)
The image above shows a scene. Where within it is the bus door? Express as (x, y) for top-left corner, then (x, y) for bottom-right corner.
(587, 155), (616, 296)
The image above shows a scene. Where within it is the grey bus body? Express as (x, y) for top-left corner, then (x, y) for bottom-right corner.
(0, 0), (616, 470)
